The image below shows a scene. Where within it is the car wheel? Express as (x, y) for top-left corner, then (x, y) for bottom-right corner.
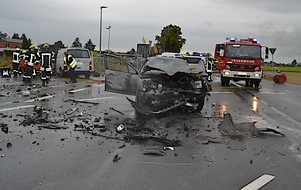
(196, 97), (205, 112)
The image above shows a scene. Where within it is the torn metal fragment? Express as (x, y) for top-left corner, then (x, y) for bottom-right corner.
(143, 149), (165, 156)
(113, 154), (121, 162)
(69, 99), (99, 105)
(218, 112), (285, 137)
(116, 124), (126, 133)
(124, 135), (182, 146)
(110, 107), (124, 115)
(163, 147), (175, 151)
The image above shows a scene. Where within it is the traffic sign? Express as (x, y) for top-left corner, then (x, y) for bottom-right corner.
(269, 48), (277, 55)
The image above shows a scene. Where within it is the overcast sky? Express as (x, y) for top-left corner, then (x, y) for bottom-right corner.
(1, 0), (301, 63)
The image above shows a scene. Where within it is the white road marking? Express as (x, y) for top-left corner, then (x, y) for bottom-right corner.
(68, 88), (88, 93)
(73, 97), (116, 102)
(209, 92), (233, 94)
(258, 92), (286, 95)
(240, 174), (275, 190)
(23, 95), (54, 103)
(0, 105), (35, 112)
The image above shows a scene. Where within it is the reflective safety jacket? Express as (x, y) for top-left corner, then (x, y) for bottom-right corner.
(64, 55), (77, 69)
(12, 51), (20, 64)
(38, 49), (55, 72)
(25, 50), (39, 67)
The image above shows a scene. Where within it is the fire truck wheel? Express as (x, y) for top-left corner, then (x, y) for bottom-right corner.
(245, 80), (251, 87)
(254, 82), (260, 88)
(221, 76), (230, 86)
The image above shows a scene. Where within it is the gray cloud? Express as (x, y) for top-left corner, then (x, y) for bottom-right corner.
(1, 0), (301, 63)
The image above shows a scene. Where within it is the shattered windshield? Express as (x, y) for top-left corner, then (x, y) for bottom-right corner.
(225, 44), (261, 59)
(143, 57), (199, 75)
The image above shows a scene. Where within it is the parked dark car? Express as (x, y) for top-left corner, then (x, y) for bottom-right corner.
(104, 54), (211, 115)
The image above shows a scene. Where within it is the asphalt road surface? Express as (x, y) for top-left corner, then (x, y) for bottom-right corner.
(0, 74), (300, 190)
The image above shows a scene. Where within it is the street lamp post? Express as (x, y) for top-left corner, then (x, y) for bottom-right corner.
(99, 6), (107, 53)
(106, 26), (111, 53)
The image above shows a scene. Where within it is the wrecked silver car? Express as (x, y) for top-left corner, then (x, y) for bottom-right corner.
(104, 54), (211, 115)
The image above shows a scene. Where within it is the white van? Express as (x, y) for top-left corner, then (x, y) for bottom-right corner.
(55, 47), (93, 79)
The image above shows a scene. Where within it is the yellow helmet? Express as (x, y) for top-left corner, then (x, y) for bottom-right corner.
(29, 44), (35, 49)
(43, 43), (49, 48)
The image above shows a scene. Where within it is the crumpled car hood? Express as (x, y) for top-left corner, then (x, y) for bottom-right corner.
(142, 58), (206, 76)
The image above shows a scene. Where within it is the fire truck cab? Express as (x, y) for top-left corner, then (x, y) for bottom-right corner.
(214, 37), (268, 87)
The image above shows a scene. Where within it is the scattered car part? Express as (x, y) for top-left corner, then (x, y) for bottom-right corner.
(124, 135), (182, 146)
(218, 112), (285, 137)
(110, 107), (124, 115)
(113, 154), (121, 162)
(143, 149), (165, 156)
(116, 124), (126, 133)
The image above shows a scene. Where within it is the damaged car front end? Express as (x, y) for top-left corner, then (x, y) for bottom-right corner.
(104, 54), (211, 115)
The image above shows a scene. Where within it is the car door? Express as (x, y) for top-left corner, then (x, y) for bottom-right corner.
(104, 54), (139, 96)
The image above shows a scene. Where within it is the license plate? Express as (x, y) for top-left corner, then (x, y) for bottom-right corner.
(237, 72), (247, 75)
(77, 67), (81, 69)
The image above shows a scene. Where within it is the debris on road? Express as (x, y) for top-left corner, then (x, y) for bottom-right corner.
(116, 124), (126, 133)
(7, 142), (12, 148)
(124, 135), (182, 147)
(69, 99), (99, 105)
(0, 123), (8, 133)
(110, 107), (124, 115)
(143, 148), (166, 156)
(113, 154), (121, 162)
(22, 90), (30, 96)
(218, 112), (285, 137)
(163, 147), (175, 151)
(38, 124), (68, 130)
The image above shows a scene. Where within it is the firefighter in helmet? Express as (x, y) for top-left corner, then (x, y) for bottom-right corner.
(23, 44), (38, 83)
(38, 43), (55, 86)
(12, 48), (21, 77)
(64, 51), (77, 83)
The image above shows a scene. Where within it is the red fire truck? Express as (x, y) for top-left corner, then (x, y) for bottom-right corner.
(214, 37), (268, 87)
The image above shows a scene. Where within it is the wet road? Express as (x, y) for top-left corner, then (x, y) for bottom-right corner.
(0, 75), (301, 190)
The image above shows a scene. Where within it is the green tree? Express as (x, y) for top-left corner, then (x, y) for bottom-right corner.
(84, 39), (96, 51)
(72, 37), (82, 47)
(155, 24), (186, 53)
(12, 33), (20, 39)
(0, 31), (8, 38)
(51, 40), (66, 54)
(291, 59), (297, 66)
(127, 48), (136, 54)
(21, 34), (32, 49)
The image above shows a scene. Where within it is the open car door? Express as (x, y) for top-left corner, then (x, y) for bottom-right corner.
(103, 54), (139, 96)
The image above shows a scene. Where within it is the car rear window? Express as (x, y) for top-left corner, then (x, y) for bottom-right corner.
(67, 50), (90, 58)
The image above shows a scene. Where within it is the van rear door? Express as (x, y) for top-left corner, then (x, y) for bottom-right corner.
(67, 49), (92, 71)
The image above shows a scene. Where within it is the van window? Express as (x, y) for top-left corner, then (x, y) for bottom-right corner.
(67, 50), (90, 58)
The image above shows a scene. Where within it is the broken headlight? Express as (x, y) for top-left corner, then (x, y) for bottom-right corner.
(194, 81), (202, 89)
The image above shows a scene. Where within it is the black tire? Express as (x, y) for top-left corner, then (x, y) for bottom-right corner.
(221, 75), (226, 86)
(196, 97), (205, 112)
(245, 80), (250, 87)
(85, 74), (90, 79)
(225, 79), (230, 86)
